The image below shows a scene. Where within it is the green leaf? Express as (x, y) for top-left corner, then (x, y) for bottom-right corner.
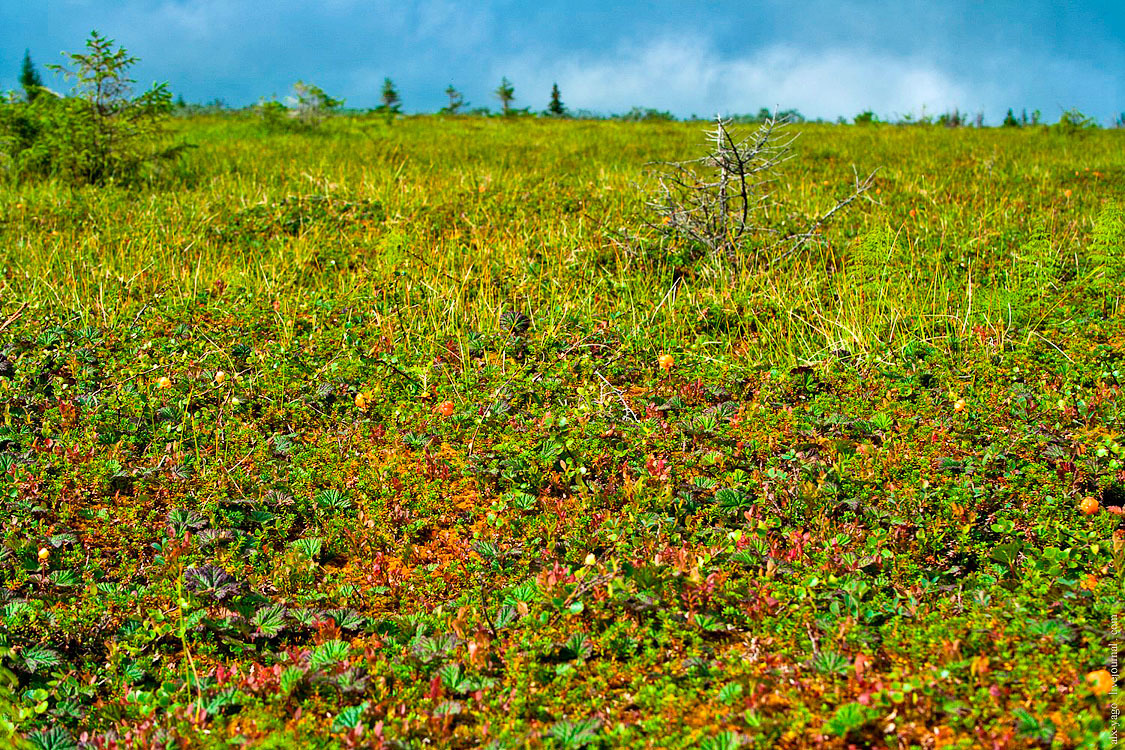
(16, 646), (62, 674)
(700, 732), (744, 750)
(331, 701), (368, 732)
(291, 536), (323, 560)
(990, 541), (1022, 566)
(823, 702), (876, 737)
(438, 663), (473, 694)
(279, 666), (304, 695)
(28, 727), (77, 750)
(715, 487), (752, 510)
(251, 604), (287, 638)
(549, 717), (601, 748)
(309, 639), (349, 671)
(717, 682), (743, 705)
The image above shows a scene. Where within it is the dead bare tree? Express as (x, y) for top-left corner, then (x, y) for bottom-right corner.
(644, 113), (877, 267)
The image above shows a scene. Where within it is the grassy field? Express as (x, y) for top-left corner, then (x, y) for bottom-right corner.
(1, 115), (1123, 748)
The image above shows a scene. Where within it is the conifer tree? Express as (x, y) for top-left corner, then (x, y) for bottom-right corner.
(546, 83), (566, 117)
(19, 49), (44, 101)
(441, 85), (466, 114)
(379, 77), (402, 115)
(495, 77), (515, 116)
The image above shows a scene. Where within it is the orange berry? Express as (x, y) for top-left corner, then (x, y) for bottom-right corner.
(908, 209), (917, 218)
(1081, 574), (1098, 591)
(354, 391), (370, 411)
(1086, 669), (1114, 696)
(1064, 189), (1072, 198)
(437, 400), (455, 417)
(156, 376), (172, 390)
(1080, 496), (1100, 516)
(658, 354), (674, 372)
(953, 398), (965, 412)
(37, 547), (49, 562)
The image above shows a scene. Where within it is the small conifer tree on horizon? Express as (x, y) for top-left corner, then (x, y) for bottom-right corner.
(19, 49), (44, 101)
(441, 84), (466, 114)
(378, 77), (402, 118)
(0, 30), (179, 185)
(546, 82), (566, 117)
(495, 76), (515, 116)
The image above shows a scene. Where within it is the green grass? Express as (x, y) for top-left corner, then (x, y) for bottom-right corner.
(0, 115), (1123, 748)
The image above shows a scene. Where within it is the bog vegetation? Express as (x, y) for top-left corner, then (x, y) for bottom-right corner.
(0, 33), (1123, 750)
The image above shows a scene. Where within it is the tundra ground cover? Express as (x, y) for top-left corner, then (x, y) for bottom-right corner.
(1, 116), (1123, 748)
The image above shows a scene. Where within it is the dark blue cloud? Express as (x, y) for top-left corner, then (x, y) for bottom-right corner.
(1, 0), (1121, 122)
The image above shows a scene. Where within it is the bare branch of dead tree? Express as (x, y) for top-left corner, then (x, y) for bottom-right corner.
(642, 113), (877, 268)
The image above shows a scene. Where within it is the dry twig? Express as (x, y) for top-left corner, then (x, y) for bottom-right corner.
(645, 114), (877, 266)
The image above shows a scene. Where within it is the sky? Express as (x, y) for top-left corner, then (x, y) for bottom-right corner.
(1, 0), (1122, 124)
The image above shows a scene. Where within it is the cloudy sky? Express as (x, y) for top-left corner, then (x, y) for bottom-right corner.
(2, 0), (1122, 123)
